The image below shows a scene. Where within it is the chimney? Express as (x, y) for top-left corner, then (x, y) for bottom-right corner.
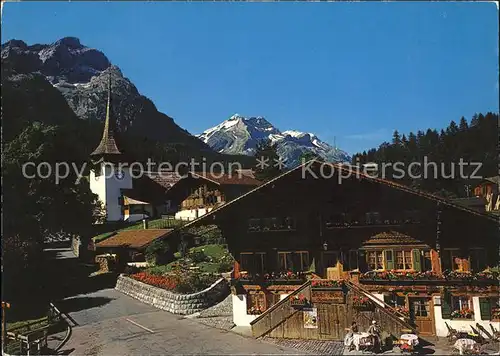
(143, 218), (148, 230)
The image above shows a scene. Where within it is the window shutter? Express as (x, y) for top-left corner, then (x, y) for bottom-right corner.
(441, 293), (452, 319)
(385, 250), (394, 270)
(479, 298), (492, 320)
(412, 249), (422, 271)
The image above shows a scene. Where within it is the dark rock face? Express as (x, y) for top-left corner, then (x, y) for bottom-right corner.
(2, 37), (111, 84)
(2, 37), (209, 151)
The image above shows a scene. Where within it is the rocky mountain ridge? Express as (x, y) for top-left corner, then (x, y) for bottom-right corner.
(198, 114), (351, 167)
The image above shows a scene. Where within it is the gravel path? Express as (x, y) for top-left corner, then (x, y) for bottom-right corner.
(261, 337), (345, 355)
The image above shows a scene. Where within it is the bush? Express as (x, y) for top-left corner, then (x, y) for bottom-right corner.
(123, 265), (142, 275)
(217, 255), (234, 273)
(189, 250), (207, 263)
(145, 239), (171, 265)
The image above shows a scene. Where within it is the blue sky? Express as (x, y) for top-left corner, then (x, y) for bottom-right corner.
(2, 2), (498, 155)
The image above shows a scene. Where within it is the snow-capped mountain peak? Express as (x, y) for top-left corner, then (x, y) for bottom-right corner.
(197, 114), (350, 167)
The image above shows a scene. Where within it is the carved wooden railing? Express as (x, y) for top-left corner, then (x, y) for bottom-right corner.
(346, 281), (417, 334)
(250, 280), (312, 338)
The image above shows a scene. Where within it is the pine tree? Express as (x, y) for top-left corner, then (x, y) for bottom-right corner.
(459, 117), (469, 131)
(254, 139), (283, 181)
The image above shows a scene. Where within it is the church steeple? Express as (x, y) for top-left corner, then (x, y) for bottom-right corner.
(90, 72), (122, 162)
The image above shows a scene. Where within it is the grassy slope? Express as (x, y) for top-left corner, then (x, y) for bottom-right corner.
(93, 218), (185, 243)
(147, 244), (231, 274)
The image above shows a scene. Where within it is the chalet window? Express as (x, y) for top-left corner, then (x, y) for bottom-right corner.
(469, 248), (486, 272)
(278, 251), (309, 272)
(298, 251), (310, 271)
(247, 292), (266, 315)
(411, 298), (431, 318)
(423, 250), (432, 271)
(348, 250), (359, 270)
(367, 251), (384, 270)
(240, 253), (252, 272)
(451, 296), (474, 319)
(385, 294), (406, 308)
(395, 250), (413, 270)
(248, 219), (261, 232)
(240, 252), (266, 274)
(248, 217), (295, 232)
(442, 249), (461, 271)
(365, 212), (381, 225)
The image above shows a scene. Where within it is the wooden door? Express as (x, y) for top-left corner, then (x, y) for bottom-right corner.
(318, 303), (347, 340)
(409, 297), (435, 336)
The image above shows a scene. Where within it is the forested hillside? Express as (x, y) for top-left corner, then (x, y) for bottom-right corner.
(352, 113), (498, 198)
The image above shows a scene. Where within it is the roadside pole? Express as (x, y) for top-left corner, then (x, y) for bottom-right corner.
(2, 301), (11, 354)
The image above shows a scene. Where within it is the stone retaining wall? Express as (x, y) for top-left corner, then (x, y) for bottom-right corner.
(115, 274), (230, 315)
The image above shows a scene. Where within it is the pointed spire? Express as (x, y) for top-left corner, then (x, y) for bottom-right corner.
(90, 71), (122, 159)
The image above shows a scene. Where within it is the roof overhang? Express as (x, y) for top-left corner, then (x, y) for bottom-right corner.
(176, 160), (500, 231)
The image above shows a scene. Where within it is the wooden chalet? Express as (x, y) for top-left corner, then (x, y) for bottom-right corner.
(474, 176), (500, 213)
(179, 161), (500, 340)
(165, 171), (260, 221)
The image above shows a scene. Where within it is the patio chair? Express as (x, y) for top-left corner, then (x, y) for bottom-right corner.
(469, 325), (486, 344)
(476, 323), (496, 341)
(488, 324), (500, 341)
(446, 322), (459, 343)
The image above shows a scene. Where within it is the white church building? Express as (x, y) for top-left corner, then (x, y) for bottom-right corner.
(89, 75), (178, 222)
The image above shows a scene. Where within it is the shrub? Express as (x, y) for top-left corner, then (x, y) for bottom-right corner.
(189, 250), (207, 263)
(123, 265), (142, 275)
(217, 255), (234, 273)
(145, 239), (171, 265)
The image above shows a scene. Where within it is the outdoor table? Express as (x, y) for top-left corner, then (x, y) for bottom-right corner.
(400, 333), (419, 347)
(454, 338), (478, 355)
(352, 332), (372, 351)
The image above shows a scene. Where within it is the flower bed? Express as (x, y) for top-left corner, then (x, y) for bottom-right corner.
(359, 270), (499, 283)
(311, 279), (344, 288)
(237, 271), (307, 284)
(352, 296), (375, 310)
(393, 305), (410, 317)
(290, 293), (312, 307)
(130, 271), (219, 294)
(247, 306), (265, 315)
(492, 307), (500, 320)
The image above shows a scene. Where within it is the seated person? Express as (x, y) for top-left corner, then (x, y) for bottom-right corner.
(344, 321), (359, 350)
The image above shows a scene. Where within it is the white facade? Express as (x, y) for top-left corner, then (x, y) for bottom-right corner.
(433, 296), (500, 337)
(232, 295), (258, 327)
(90, 164), (133, 222)
(175, 207), (213, 221)
(124, 213), (148, 223)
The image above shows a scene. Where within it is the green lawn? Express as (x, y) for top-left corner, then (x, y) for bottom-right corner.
(92, 218), (185, 243)
(190, 244), (228, 260)
(145, 244), (233, 275)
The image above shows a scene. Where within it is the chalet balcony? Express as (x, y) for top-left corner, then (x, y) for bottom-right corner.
(325, 219), (421, 229)
(358, 270), (500, 286)
(233, 271), (307, 286)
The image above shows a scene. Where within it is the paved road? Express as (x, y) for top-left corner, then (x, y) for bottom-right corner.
(58, 289), (303, 355)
